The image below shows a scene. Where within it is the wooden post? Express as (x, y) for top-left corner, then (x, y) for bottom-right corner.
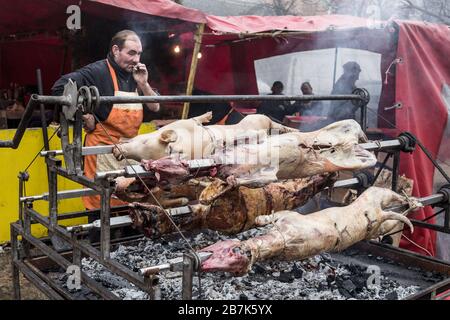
(181, 23), (205, 119)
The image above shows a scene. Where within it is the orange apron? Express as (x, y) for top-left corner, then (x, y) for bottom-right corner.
(83, 60), (143, 209)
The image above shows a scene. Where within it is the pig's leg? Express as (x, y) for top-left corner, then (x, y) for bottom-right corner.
(192, 112), (213, 124)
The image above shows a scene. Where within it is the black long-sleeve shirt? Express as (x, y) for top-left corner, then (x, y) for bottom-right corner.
(257, 94), (299, 123)
(51, 53), (138, 122)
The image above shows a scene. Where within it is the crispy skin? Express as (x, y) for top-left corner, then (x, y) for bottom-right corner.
(128, 174), (336, 238)
(200, 187), (414, 276)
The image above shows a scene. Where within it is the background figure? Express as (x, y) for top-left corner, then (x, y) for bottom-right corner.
(328, 61), (361, 122)
(292, 82), (323, 117)
(187, 88), (232, 125)
(257, 81), (297, 122)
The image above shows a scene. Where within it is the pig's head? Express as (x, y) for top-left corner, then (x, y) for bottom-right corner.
(200, 239), (252, 275)
(113, 129), (179, 162)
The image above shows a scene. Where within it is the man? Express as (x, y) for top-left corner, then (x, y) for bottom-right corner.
(52, 30), (160, 209)
(292, 82), (323, 117)
(328, 61), (361, 122)
(257, 81), (297, 122)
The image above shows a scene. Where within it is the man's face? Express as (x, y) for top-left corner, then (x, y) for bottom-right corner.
(112, 36), (143, 72)
(301, 84), (312, 95)
(272, 84), (283, 95)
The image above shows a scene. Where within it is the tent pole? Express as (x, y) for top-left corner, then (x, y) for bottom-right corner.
(181, 23), (205, 119)
(333, 47), (339, 86)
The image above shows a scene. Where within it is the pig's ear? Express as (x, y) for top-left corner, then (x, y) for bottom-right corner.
(159, 129), (178, 144)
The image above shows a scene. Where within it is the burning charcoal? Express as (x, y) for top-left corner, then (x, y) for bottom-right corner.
(336, 277), (357, 298)
(342, 279), (356, 293)
(292, 264), (304, 279)
(346, 264), (360, 274)
(278, 272), (295, 283)
(317, 282), (329, 292)
(239, 293), (249, 300)
(326, 274), (336, 286)
(241, 279), (253, 287)
(253, 263), (267, 274)
(385, 291), (398, 300)
(352, 275), (368, 291)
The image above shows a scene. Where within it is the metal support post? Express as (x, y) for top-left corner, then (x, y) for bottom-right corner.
(100, 185), (113, 260)
(72, 232), (82, 267)
(182, 253), (195, 300)
(10, 224), (21, 300)
(392, 151), (400, 191)
(17, 172), (29, 224)
(47, 156), (67, 250)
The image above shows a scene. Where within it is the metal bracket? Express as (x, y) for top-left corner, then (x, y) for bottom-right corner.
(61, 80), (78, 121)
(352, 88), (370, 108)
(139, 252), (212, 276)
(384, 102), (403, 111)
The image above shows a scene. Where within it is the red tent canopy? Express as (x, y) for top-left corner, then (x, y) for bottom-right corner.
(206, 14), (374, 34)
(0, 0), (205, 35)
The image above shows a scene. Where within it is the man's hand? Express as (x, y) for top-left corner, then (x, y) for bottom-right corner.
(132, 63), (149, 87)
(82, 114), (96, 133)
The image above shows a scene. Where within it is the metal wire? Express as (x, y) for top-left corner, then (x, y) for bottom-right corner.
(382, 208), (447, 239)
(366, 108), (450, 171)
(22, 126), (61, 173)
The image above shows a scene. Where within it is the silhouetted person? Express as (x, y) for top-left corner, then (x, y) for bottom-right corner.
(329, 61), (361, 121)
(257, 81), (297, 122)
(292, 82), (323, 117)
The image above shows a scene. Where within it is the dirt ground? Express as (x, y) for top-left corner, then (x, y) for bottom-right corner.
(0, 247), (47, 300)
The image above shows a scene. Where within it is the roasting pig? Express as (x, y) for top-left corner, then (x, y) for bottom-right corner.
(212, 119), (376, 186)
(199, 187), (416, 275)
(128, 173), (337, 237)
(113, 112), (296, 162)
(114, 175), (208, 208)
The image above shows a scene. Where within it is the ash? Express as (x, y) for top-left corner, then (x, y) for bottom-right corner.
(81, 227), (425, 300)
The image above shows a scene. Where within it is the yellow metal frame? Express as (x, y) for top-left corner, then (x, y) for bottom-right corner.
(0, 123), (156, 243)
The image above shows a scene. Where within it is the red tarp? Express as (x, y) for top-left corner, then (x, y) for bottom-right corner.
(92, 0), (205, 23)
(0, 0), (205, 35)
(206, 14), (374, 34)
(395, 22), (450, 256)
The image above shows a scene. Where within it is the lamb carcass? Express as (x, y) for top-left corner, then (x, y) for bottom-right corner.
(128, 173), (337, 237)
(200, 187), (415, 275)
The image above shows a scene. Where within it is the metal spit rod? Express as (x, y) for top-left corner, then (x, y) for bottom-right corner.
(139, 252), (213, 276)
(20, 188), (99, 203)
(65, 206), (192, 233)
(17, 174), (394, 204)
(34, 93), (364, 106)
(92, 140), (403, 181)
(40, 139), (403, 158)
(64, 188), (446, 234)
